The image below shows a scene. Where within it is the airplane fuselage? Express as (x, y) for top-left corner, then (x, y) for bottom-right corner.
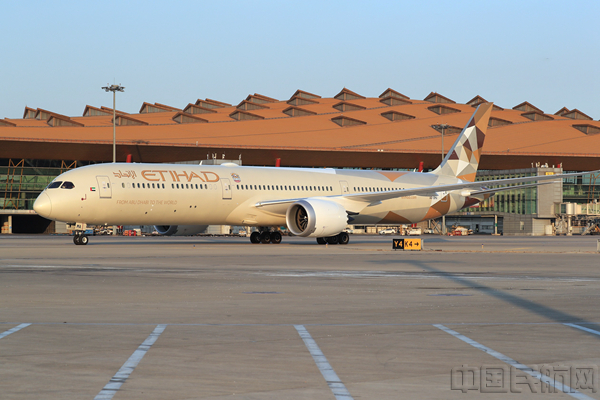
(35, 162), (473, 227)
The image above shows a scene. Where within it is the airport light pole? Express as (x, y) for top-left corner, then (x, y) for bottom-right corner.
(431, 124), (450, 235)
(102, 84), (125, 163)
(431, 123), (449, 161)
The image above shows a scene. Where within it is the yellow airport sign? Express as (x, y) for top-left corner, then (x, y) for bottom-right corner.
(392, 238), (422, 251)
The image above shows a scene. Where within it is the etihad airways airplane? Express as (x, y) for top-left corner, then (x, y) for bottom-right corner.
(33, 103), (592, 245)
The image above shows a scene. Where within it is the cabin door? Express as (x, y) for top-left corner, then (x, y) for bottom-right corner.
(339, 180), (349, 194)
(96, 176), (112, 198)
(221, 178), (232, 200)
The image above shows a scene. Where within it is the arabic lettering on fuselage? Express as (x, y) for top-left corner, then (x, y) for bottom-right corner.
(112, 169), (220, 183)
(112, 170), (137, 179)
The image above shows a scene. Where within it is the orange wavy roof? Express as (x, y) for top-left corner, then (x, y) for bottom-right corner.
(2, 90), (599, 170)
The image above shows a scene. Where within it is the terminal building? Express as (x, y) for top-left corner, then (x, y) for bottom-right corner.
(1, 88), (599, 235)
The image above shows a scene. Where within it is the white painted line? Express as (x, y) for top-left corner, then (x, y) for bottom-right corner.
(0, 323), (30, 339)
(264, 271), (598, 282)
(434, 324), (594, 399)
(94, 324), (167, 400)
(294, 325), (354, 400)
(565, 323), (600, 336)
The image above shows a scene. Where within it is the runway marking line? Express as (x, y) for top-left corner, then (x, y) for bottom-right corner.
(434, 324), (594, 399)
(294, 325), (354, 400)
(3, 321), (600, 328)
(0, 323), (30, 340)
(564, 323), (600, 336)
(94, 324), (167, 400)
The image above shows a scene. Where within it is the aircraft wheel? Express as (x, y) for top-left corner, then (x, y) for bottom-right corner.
(271, 231), (282, 244)
(250, 231), (261, 244)
(80, 235), (89, 245)
(337, 232), (349, 245)
(316, 237), (326, 245)
(326, 235), (339, 245)
(260, 231), (271, 244)
(73, 235), (81, 245)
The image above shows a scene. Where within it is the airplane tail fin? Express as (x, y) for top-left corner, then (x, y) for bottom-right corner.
(431, 102), (493, 182)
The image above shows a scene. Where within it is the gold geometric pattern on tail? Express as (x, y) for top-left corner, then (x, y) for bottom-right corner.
(432, 102), (493, 182)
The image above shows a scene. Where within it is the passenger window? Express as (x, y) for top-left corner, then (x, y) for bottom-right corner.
(122, 183), (125, 188)
(142, 183), (145, 188)
(176, 184), (179, 189)
(204, 184), (208, 189)
(195, 184), (198, 189)
(171, 184), (174, 188)
(186, 184), (189, 189)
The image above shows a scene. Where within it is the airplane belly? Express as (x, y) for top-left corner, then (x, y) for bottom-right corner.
(355, 193), (466, 225)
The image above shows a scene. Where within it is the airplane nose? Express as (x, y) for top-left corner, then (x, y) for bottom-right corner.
(33, 192), (52, 218)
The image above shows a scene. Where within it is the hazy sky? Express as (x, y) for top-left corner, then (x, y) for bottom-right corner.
(1, 0), (598, 119)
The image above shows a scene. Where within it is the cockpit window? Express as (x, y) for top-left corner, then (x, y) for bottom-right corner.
(60, 181), (75, 189)
(47, 181), (62, 189)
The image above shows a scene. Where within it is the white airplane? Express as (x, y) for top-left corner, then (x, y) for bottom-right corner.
(33, 103), (593, 245)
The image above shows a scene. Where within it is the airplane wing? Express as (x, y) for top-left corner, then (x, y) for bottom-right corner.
(255, 170), (597, 215)
(468, 182), (552, 196)
(340, 170), (593, 203)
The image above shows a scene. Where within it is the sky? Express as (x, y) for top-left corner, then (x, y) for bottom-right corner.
(1, 0), (598, 119)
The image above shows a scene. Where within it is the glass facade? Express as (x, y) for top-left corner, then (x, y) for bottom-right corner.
(469, 170), (540, 215)
(462, 169), (600, 216)
(562, 172), (600, 204)
(0, 159), (88, 211)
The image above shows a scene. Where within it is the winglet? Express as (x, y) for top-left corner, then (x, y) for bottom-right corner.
(432, 102), (493, 182)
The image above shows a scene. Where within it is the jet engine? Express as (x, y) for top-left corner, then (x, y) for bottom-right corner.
(286, 199), (348, 238)
(154, 225), (208, 236)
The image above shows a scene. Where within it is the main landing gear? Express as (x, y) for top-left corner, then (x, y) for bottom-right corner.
(316, 232), (349, 245)
(73, 231), (89, 246)
(250, 230), (283, 244)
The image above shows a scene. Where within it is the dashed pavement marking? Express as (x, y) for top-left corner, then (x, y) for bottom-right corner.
(94, 324), (167, 400)
(295, 324), (354, 400)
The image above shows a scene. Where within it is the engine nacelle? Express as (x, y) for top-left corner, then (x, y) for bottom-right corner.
(286, 199), (348, 238)
(154, 225), (208, 236)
